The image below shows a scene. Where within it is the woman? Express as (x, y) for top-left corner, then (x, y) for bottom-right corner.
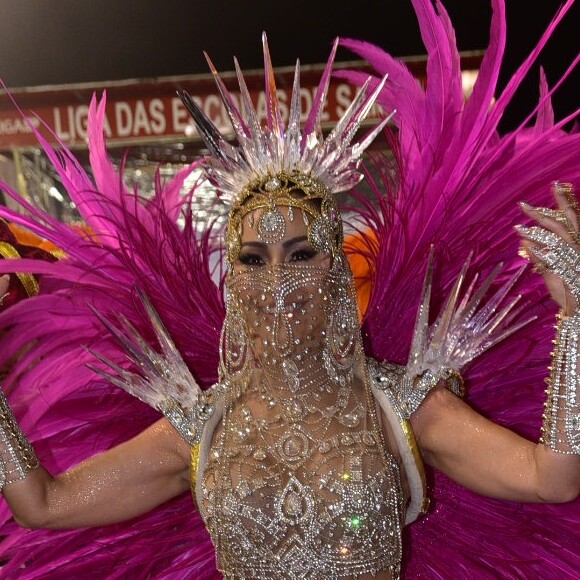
(1, 165), (579, 577)
(1, 1), (579, 577)
(1, 176), (578, 577)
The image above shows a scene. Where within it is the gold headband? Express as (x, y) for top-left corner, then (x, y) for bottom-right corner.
(225, 171), (343, 266)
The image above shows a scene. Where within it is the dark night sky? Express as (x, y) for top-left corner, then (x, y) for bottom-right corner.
(0, 0), (577, 130)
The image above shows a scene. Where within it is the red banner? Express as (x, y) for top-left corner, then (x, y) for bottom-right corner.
(0, 54), (481, 150)
(0, 65), (385, 149)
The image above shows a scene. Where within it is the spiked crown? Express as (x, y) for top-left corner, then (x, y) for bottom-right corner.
(178, 33), (391, 262)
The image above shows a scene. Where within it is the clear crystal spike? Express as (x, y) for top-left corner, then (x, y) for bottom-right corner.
(177, 34), (392, 203)
(407, 254), (534, 379)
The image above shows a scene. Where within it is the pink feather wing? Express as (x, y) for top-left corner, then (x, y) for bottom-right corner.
(0, 94), (223, 577)
(342, 0), (580, 576)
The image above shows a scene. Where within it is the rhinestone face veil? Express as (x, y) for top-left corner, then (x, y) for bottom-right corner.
(178, 33), (391, 264)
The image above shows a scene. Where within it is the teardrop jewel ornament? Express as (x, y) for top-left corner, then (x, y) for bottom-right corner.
(324, 285), (357, 384)
(275, 476), (315, 525)
(282, 358), (300, 392)
(308, 216), (334, 254)
(273, 308), (293, 357)
(221, 308), (248, 375)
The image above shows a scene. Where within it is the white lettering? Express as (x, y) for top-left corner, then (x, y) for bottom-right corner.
(0, 117), (36, 136)
(74, 105), (89, 140)
(53, 108), (70, 140)
(171, 97), (189, 133)
(115, 102), (132, 138)
(132, 100), (151, 135)
(67, 106), (76, 141)
(149, 99), (166, 134)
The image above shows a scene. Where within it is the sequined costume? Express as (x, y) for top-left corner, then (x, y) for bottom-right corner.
(195, 262), (422, 578)
(0, 0), (579, 577)
(174, 36), (527, 572)
(176, 39), (426, 574)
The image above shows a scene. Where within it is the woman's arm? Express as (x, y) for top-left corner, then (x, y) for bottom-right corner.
(411, 386), (580, 503)
(2, 417), (191, 529)
(409, 184), (580, 503)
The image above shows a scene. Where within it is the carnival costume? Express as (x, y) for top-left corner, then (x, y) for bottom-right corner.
(0, 0), (579, 578)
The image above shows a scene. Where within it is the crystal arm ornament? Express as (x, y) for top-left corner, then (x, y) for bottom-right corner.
(541, 310), (580, 454)
(377, 249), (534, 420)
(516, 225), (580, 303)
(86, 292), (216, 445)
(517, 184), (580, 454)
(0, 391), (39, 489)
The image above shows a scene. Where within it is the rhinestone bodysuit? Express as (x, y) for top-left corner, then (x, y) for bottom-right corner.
(200, 262), (406, 579)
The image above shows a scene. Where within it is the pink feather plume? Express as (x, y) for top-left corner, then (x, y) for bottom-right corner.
(340, 0), (580, 577)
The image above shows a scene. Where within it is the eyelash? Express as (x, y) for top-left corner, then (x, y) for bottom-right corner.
(289, 249), (317, 262)
(238, 248), (318, 266)
(238, 253), (264, 266)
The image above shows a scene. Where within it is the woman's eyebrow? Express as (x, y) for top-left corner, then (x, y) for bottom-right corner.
(240, 236), (308, 250)
(240, 241), (266, 249)
(282, 236), (308, 249)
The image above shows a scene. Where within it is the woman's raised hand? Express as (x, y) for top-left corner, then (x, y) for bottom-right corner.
(517, 182), (580, 315)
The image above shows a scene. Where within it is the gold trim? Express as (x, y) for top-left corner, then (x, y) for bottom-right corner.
(0, 242), (39, 297)
(49, 249), (67, 260)
(226, 171), (342, 266)
(189, 443), (201, 503)
(399, 418), (429, 513)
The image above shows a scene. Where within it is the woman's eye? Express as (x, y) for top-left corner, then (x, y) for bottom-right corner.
(238, 253), (264, 266)
(290, 249), (317, 262)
